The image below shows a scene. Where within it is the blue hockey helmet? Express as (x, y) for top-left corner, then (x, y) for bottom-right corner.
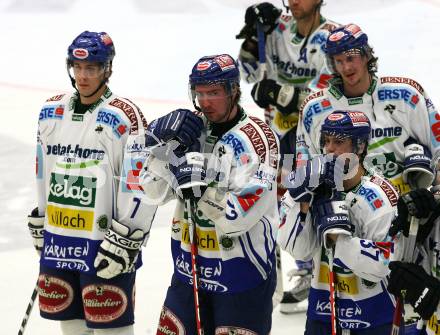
(67, 31), (115, 65)
(320, 110), (371, 155)
(325, 24), (377, 74)
(325, 24), (368, 56)
(189, 54), (241, 111)
(189, 54), (240, 89)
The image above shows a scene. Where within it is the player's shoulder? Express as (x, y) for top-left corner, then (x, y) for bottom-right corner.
(102, 95), (148, 135)
(39, 92), (72, 122)
(354, 174), (398, 211)
(379, 76), (425, 96)
(299, 89), (331, 133)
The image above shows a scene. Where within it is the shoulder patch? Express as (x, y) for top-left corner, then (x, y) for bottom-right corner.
(46, 94), (65, 102)
(239, 123), (267, 165)
(369, 175), (398, 206)
(299, 90), (324, 114)
(249, 116), (278, 168)
(109, 98), (140, 134)
(380, 77), (424, 95)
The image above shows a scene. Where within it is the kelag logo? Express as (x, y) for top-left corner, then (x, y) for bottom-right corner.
(48, 173), (96, 207)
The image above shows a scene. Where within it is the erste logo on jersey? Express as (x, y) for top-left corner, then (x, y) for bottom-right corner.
(40, 105), (64, 121)
(96, 109), (128, 138)
(357, 185), (383, 211)
(377, 87), (420, 109)
(303, 98), (332, 133)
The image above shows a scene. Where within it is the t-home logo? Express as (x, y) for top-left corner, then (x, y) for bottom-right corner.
(48, 174), (96, 207)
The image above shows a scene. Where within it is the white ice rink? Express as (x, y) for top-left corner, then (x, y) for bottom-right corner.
(1, 0), (440, 333)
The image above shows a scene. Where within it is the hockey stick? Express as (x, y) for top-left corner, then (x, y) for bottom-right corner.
(390, 216), (419, 335)
(18, 280), (39, 335)
(326, 247), (338, 335)
(185, 198), (203, 335)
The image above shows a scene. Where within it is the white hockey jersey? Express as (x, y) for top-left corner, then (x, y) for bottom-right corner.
(296, 76), (440, 195)
(278, 172), (401, 330)
(36, 88), (157, 274)
(141, 111), (280, 293)
(239, 15), (339, 136)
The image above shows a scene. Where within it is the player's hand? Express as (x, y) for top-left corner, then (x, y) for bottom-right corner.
(388, 261), (440, 320)
(251, 79), (298, 115)
(28, 207), (44, 256)
(389, 189), (437, 238)
(312, 193), (354, 249)
(236, 2), (282, 40)
(286, 155), (337, 203)
(168, 141), (207, 200)
(402, 143), (435, 190)
(94, 220), (145, 279)
(145, 109), (204, 148)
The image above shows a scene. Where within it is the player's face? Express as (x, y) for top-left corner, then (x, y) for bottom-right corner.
(323, 135), (353, 156)
(288, 0), (320, 20)
(333, 52), (370, 88)
(71, 60), (106, 98)
(194, 84), (236, 123)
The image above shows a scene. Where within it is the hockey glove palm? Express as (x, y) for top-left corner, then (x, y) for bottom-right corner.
(236, 2), (282, 40)
(388, 261), (440, 320)
(286, 155), (336, 203)
(402, 143), (435, 190)
(145, 109), (204, 147)
(251, 79), (299, 115)
(28, 207), (44, 256)
(94, 220), (145, 279)
(388, 189), (437, 241)
(312, 194), (354, 249)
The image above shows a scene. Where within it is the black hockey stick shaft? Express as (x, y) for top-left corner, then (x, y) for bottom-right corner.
(18, 280), (39, 335)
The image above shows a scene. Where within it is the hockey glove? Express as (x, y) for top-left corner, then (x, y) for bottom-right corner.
(286, 155), (336, 203)
(145, 109), (204, 148)
(94, 220), (145, 279)
(312, 193), (354, 249)
(388, 189), (437, 241)
(236, 2), (282, 40)
(402, 143), (435, 190)
(28, 207), (44, 256)
(168, 141), (207, 200)
(388, 261), (440, 320)
(251, 79), (299, 115)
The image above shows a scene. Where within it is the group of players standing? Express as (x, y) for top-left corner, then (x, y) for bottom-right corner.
(26, 0), (440, 334)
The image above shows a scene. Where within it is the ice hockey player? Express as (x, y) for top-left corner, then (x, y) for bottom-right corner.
(387, 188), (440, 334)
(237, 0), (339, 312)
(26, 31), (156, 335)
(141, 54), (279, 334)
(279, 110), (403, 334)
(296, 23), (440, 196)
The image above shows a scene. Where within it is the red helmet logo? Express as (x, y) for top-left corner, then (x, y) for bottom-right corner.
(73, 48), (89, 59)
(328, 113), (344, 121)
(196, 61), (211, 71)
(329, 31), (346, 42)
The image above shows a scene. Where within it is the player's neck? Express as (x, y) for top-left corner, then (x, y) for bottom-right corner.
(296, 11), (320, 37)
(79, 85), (107, 105)
(343, 74), (371, 98)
